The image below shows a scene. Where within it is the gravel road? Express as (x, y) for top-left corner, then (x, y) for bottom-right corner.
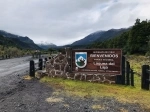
(0, 56), (38, 77)
(0, 56), (38, 94)
(0, 57), (148, 112)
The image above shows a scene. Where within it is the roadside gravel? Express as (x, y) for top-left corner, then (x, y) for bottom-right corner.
(0, 77), (147, 112)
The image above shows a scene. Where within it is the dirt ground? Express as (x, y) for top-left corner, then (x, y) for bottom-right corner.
(0, 76), (146, 112)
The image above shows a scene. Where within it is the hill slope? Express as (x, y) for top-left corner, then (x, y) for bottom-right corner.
(96, 28), (129, 42)
(71, 28), (129, 46)
(71, 31), (105, 46)
(0, 30), (41, 50)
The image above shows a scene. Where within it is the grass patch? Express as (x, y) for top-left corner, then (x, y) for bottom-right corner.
(127, 55), (150, 76)
(40, 55), (150, 110)
(23, 75), (33, 80)
(41, 76), (150, 110)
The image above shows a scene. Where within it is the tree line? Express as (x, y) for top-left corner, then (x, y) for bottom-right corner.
(0, 45), (34, 59)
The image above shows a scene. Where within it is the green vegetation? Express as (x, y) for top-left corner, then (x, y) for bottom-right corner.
(89, 19), (150, 55)
(0, 34), (40, 58)
(127, 55), (150, 75)
(0, 45), (33, 58)
(47, 48), (58, 55)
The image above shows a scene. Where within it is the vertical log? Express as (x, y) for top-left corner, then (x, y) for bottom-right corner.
(66, 47), (72, 73)
(141, 65), (149, 90)
(116, 75), (122, 84)
(44, 58), (48, 68)
(126, 61), (130, 85)
(49, 57), (51, 60)
(130, 69), (134, 86)
(30, 60), (35, 77)
(39, 58), (43, 70)
(122, 56), (125, 85)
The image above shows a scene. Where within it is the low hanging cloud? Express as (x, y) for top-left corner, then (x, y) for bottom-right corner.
(0, 0), (150, 45)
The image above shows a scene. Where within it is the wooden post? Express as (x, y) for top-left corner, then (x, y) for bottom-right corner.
(30, 60), (35, 77)
(115, 75), (122, 84)
(141, 65), (149, 90)
(130, 69), (134, 86)
(39, 58), (43, 70)
(44, 58), (48, 68)
(49, 57), (51, 60)
(122, 56), (125, 85)
(126, 61), (130, 85)
(45, 57), (48, 62)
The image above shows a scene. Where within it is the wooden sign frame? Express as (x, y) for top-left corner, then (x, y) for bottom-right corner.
(71, 49), (122, 75)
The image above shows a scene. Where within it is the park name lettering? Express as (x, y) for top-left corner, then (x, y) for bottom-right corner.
(90, 54), (118, 58)
(90, 53), (119, 70)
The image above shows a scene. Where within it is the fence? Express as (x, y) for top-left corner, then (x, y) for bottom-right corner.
(142, 65), (150, 90)
(116, 56), (134, 86)
(29, 57), (50, 77)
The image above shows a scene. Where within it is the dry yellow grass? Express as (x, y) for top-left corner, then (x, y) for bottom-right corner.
(91, 104), (105, 110)
(22, 75), (33, 80)
(46, 97), (64, 103)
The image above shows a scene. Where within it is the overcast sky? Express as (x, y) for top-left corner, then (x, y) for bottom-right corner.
(0, 0), (150, 46)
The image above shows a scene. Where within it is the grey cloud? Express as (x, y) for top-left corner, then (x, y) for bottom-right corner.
(0, 0), (150, 45)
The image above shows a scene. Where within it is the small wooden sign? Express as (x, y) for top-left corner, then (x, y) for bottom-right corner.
(71, 49), (122, 75)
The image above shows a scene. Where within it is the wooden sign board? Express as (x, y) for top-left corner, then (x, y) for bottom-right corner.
(71, 49), (122, 75)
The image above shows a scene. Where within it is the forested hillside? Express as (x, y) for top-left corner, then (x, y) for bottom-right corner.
(0, 30), (41, 49)
(71, 28), (128, 46)
(89, 19), (150, 55)
(0, 35), (37, 58)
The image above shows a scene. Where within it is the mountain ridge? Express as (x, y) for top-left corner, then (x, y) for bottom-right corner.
(71, 28), (129, 46)
(0, 30), (41, 50)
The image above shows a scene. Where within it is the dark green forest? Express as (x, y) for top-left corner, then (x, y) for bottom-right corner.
(89, 19), (150, 55)
(0, 35), (35, 58)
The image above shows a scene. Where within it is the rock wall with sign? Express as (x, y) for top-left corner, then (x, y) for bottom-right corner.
(45, 48), (122, 84)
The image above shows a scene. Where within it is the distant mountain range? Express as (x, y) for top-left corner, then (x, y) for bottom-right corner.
(0, 27), (130, 50)
(37, 42), (57, 49)
(71, 28), (129, 46)
(0, 30), (41, 50)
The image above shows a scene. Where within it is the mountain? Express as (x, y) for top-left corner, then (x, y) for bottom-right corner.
(37, 42), (57, 49)
(71, 28), (129, 46)
(0, 30), (41, 50)
(0, 30), (34, 44)
(71, 31), (105, 46)
(0, 35), (17, 47)
(96, 28), (129, 42)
